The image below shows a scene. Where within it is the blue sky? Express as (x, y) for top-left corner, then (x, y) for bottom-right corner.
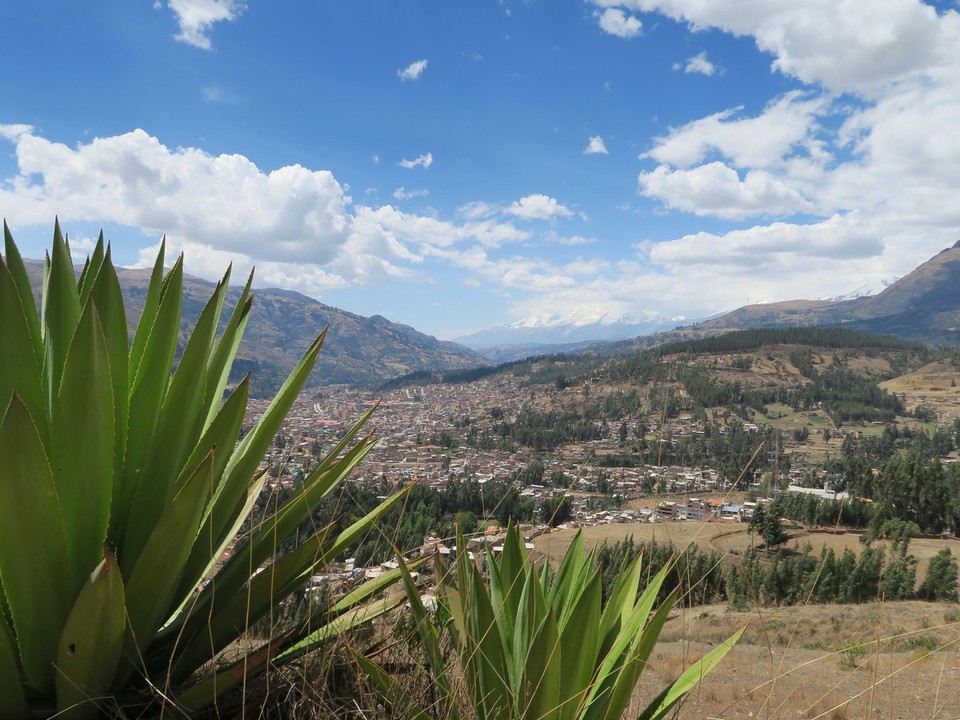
(2, 1), (960, 340)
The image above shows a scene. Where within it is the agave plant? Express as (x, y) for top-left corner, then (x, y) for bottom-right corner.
(359, 525), (743, 720)
(0, 221), (411, 718)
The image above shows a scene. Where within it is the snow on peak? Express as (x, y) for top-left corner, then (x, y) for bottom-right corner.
(508, 306), (613, 330)
(821, 276), (899, 302)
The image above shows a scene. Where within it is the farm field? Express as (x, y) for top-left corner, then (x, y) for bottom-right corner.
(535, 521), (960, 578)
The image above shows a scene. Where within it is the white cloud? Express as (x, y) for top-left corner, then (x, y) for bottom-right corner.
(392, 187), (430, 200)
(639, 162), (815, 219)
(0, 127), (578, 312)
(398, 59), (428, 81)
(507, 194), (573, 220)
(0, 124), (33, 141)
(360, 205), (530, 250)
(543, 231), (597, 246)
(678, 51), (718, 76)
(644, 91), (827, 170)
(398, 152), (433, 169)
(595, 8), (642, 38)
(67, 235), (99, 264)
(166, 0), (245, 50)
(583, 136), (609, 155)
(457, 201), (499, 221)
(592, 0), (958, 94)
(0, 127), (443, 294)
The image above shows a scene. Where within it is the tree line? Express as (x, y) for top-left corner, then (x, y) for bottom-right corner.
(595, 534), (959, 611)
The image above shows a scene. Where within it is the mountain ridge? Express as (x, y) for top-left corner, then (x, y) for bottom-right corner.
(20, 259), (486, 395)
(692, 242), (960, 345)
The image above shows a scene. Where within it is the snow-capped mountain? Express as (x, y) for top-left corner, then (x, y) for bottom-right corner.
(821, 276), (900, 303)
(455, 307), (682, 351)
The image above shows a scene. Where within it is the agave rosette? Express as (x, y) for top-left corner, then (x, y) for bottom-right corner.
(359, 525), (743, 720)
(0, 221), (411, 718)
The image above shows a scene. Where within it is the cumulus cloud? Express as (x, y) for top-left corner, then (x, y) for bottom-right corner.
(676, 51), (718, 76)
(0, 127), (532, 298)
(591, 0), (957, 94)
(0, 124), (33, 141)
(595, 7), (642, 38)
(398, 59), (428, 81)
(166, 0), (245, 50)
(584, 136), (609, 155)
(398, 152), (433, 169)
(639, 163), (815, 219)
(507, 194), (574, 220)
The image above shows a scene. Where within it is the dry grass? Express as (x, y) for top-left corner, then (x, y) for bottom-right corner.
(631, 601), (960, 720)
(533, 523), (960, 720)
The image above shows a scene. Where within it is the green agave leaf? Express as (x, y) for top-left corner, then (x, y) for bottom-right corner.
(41, 219), (83, 415)
(167, 376), (251, 598)
(546, 531), (586, 613)
(3, 221), (43, 363)
(116, 256), (183, 562)
(490, 525), (526, 658)
(201, 269), (253, 433)
(116, 449), (216, 685)
(172, 641), (274, 715)
(635, 624), (746, 720)
(75, 231), (105, 301)
(50, 299), (114, 594)
(444, 527), (471, 650)
(510, 568), (539, 697)
(582, 562), (673, 720)
(514, 566), (551, 715)
(275, 591), (406, 663)
(0, 610), (31, 719)
(557, 573), (601, 720)
(75, 256), (91, 300)
(328, 554), (428, 615)
(463, 559), (512, 720)
(171, 448), (400, 660)
(115, 256), (185, 564)
(180, 331), (327, 583)
(0, 255), (46, 441)
(200, 429), (380, 614)
(0, 394), (70, 695)
(55, 548), (125, 720)
(597, 549), (644, 659)
(523, 608), (560, 720)
(123, 274), (229, 565)
(168, 523), (336, 681)
(127, 238), (166, 387)
(601, 589), (678, 720)
(88, 247), (129, 493)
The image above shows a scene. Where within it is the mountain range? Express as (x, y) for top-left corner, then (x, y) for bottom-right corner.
(455, 307), (679, 363)
(456, 244), (960, 362)
(22, 260), (486, 395)
(20, 240), (960, 393)
(693, 241), (960, 345)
